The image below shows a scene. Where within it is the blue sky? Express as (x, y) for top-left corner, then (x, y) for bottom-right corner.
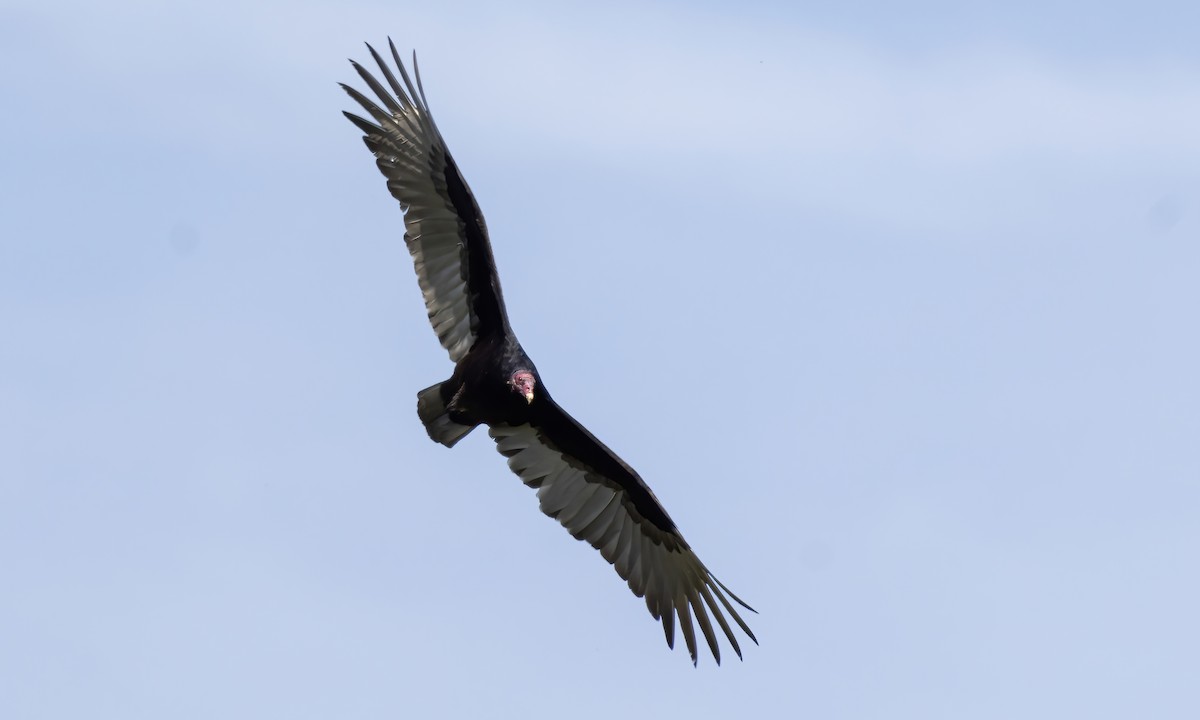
(2, 1), (1198, 717)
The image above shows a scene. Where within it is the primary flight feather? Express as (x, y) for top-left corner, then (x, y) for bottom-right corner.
(341, 39), (757, 665)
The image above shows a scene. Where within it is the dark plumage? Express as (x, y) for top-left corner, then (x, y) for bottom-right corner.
(341, 39), (756, 665)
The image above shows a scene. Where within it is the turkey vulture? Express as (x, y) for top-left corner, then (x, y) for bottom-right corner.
(340, 40), (756, 665)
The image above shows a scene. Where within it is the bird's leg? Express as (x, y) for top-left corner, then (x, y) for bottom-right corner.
(446, 383), (476, 425)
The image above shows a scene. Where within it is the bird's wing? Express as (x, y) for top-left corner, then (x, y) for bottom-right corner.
(489, 397), (757, 665)
(341, 40), (509, 362)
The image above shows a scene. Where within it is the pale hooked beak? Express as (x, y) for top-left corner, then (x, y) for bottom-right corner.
(512, 370), (536, 404)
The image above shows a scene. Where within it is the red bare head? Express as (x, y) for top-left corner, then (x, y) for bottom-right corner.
(509, 371), (536, 404)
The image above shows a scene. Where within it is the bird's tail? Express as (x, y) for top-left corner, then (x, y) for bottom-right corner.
(417, 381), (477, 448)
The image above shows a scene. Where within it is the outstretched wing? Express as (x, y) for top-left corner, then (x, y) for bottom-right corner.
(341, 40), (510, 362)
(489, 397), (757, 665)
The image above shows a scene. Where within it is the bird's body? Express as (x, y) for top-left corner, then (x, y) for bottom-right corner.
(341, 40), (756, 665)
(420, 334), (538, 439)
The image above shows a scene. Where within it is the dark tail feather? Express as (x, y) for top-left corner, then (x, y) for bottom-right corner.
(417, 382), (476, 447)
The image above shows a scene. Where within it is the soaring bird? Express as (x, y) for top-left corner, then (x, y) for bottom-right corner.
(341, 40), (756, 665)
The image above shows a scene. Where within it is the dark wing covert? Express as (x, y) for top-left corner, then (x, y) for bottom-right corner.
(490, 397), (758, 665)
(341, 40), (510, 361)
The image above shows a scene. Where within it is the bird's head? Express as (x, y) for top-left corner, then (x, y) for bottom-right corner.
(509, 370), (536, 404)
